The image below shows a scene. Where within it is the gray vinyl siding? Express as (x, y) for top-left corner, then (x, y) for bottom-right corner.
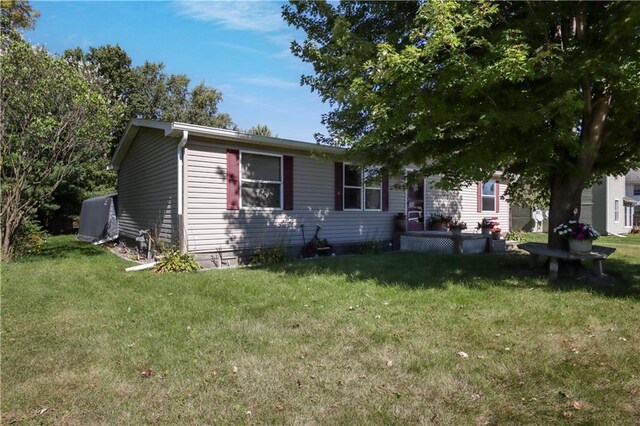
(184, 137), (404, 253)
(423, 177), (511, 233)
(118, 128), (178, 243)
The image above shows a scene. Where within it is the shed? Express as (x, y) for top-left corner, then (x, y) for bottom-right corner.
(77, 193), (119, 244)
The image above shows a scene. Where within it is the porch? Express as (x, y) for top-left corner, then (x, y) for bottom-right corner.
(400, 231), (505, 255)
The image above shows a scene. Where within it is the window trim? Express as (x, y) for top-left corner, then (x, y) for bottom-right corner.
(481, 179), (497, 213)
(614, 198), (620, 223)
(239, 150), (283, 210)
(624, 205), (633, 228)
(343, 163), (382, 212)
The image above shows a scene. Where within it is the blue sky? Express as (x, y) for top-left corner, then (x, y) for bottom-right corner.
(26, 1), (328, 142)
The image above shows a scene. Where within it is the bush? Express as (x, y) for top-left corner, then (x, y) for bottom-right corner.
(505, 229), (527, 242)
(154, 248), (200, 273)
(248, 243), (289, 265)
(12, 220), (48, 259)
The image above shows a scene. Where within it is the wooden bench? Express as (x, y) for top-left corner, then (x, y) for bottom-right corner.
(518, 242), (616, 279)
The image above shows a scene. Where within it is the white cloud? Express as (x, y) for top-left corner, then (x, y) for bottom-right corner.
(175, 1), (286, 33)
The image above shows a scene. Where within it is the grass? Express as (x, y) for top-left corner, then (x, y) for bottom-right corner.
(2, 234), (639, 424)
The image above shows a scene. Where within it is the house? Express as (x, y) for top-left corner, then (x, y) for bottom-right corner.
(624, 169), (640, 227)
(583, 174), (637, 235)
(109, 119), (509, 265)
(511, 172), (638, 235)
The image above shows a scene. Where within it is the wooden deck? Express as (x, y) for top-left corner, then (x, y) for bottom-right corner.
(518, 242), (616, 279)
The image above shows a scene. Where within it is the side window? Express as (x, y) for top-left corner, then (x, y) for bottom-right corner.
(240, 152), (282, 209)
(364, 166), (382, 210)
(343, 164), (382, 211)
(344, 164), (363, 210)
(482, 179), (496, 212)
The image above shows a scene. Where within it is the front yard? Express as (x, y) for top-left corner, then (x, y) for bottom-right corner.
(2, 234), (639, 424)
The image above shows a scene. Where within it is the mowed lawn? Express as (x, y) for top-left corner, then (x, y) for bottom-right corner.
(2, 235), (639, 424)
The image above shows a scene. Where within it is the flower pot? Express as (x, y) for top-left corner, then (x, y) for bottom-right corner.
(569, 238), (592, 254)
(481, 228), (491, 236)
(492, 231), (501, 240)
(432, 221), (448, 231)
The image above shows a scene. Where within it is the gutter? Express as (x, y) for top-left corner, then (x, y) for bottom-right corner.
(177, 130), (188, 253)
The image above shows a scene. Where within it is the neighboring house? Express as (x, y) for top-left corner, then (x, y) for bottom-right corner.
(625, 169), (640, 227)
(511, 173), (638, 235)
(109, 119), (509, 264)
(583, 174), (637, 235)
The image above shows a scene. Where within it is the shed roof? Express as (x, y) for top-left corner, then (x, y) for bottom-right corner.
(109, 119), (344, 171)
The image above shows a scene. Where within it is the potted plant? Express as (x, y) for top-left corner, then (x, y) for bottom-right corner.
(477, 218), (495, 236)
(449, 220), (467, 236)
(428, 212), (452, 231)
(553, 221), (600, 254)
(491, 227), (501, 240)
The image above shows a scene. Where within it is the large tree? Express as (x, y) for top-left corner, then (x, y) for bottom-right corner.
(283, 1), (640, 248)
(1, 36), (122, 256)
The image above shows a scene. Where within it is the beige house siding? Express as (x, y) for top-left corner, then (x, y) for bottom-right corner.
(117, 127), (179, 243)
(423, 177), (510, 233)
(184, 137), (404, 254)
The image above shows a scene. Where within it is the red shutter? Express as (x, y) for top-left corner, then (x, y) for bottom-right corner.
(382, 178), (389, 211)
(226, 149), (240, 210)
(495, 180), (500, 213)
(335, 162), (343, 211)
(283, 155), (294, 210)
(477, 181), (482, 213)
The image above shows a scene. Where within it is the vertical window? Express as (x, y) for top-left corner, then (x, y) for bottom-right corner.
(482, 179), (496, 212)
(364, 166), (382, 210)
(343, 164), (382, 211)
(614, 199), (620, 222)
(240, 152), (282, 208)
(344, 164), (362, 210)
(634, 185), (640, 196)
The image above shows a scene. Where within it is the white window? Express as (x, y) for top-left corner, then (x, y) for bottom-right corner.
(240, 152), (282, 209)
(625, 205), (633, 227)
(344, 164), (382, 211)
(482, 179), (496, 212)
(614, 199), (620, 223)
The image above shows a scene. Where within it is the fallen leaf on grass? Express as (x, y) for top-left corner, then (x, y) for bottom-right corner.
(275, 404), (284, 412)
(296, 380), (302, 389)
(140, 369), (153, 378)
(36, 408), (48, 416)
(573, 401), (585, 410)
(386, 360), (393, 367)
(563, 411), (573, 418)
(458, 351), (469, 358)
(232, 366), (238, 374)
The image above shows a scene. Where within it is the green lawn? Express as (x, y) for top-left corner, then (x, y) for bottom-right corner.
(2, 234), (639, 424)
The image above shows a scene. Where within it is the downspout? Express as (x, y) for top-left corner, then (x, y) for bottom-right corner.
(177, 130), (188, 253)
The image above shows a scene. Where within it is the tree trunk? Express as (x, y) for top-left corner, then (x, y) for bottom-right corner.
(547, 174), (586, 250)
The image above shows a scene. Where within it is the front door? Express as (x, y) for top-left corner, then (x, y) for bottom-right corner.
(407, 179), (425, 231)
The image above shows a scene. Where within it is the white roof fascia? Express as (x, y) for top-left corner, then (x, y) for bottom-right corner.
(168, 122), (344, 155)
(109, 120), (344, 171)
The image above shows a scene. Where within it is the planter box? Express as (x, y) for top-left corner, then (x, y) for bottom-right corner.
(569, 238), (592, 254)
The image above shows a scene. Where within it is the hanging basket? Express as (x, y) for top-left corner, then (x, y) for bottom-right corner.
(568, 238), (592, 254)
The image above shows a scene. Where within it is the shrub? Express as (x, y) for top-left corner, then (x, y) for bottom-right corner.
(248, 243), (289, 265)
(12, 219), (48, 259)
(505, 229), (526, 242)
(154, 248), (200, 273)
